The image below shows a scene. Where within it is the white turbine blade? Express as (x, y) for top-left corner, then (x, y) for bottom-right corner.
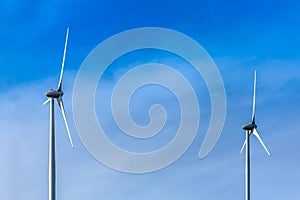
(57, 27), (69, 91)
(251, 70), (256, 123)
(240, 139), (246, 153)
(253, 129), (270, 156)
(58, 99), (74, 148)
(42, 98), (51, 105)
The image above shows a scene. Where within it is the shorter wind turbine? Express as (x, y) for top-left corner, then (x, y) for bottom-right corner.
(43, 28), (74, 200)
(240, 70), (270, 200)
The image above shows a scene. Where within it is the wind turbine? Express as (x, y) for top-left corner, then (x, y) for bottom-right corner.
(43, 28), (74, 200)
(240, 70), (270, 200)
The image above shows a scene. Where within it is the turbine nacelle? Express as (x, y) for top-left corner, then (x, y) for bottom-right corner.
(46, 89), (64, 99)
(242, 123), (257, 131)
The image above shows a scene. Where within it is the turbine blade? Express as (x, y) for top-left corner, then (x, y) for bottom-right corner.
(252, 70), (256, 124)
(58, 99), (74, 148)
(240, 139), (246, 153)
(57, 27), (69, 91)
(42, 98), (51, 105)
(253, 128), (270, 156)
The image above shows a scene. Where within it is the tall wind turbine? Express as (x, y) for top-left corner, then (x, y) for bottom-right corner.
(240, 70), (270, 200)
(43, 28), (74, 200)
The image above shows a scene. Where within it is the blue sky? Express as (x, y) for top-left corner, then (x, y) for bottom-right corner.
(1, 0), (300, 199)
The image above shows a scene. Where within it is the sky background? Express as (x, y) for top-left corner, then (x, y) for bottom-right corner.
(1, 0), (300, 199)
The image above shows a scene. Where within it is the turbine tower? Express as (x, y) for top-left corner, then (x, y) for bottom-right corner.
(240, 70), (270, 200)
(43, 28), (74, 200)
